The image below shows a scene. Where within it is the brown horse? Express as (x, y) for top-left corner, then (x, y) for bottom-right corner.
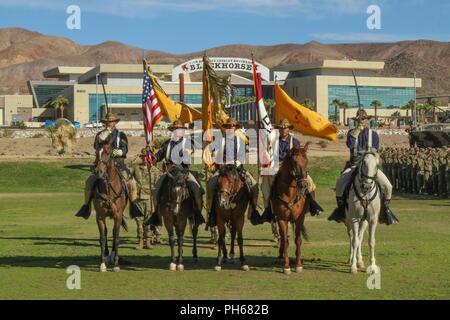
(271, 144), (311, 275)
(93, 137), (128, 272)
(158, 165), (200, 271)
(213, 164), (251, 272)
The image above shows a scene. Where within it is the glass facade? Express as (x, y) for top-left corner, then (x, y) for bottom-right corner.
(88, 93), (203, 122)
(33, 84), (72, 107)
(328, 85), (415, 120)
(232, 87), (254, 97)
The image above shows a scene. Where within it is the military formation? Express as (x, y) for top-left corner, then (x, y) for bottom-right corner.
(380, 147), (450, 197)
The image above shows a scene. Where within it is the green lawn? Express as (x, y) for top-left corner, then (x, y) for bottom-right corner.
(0, 158), (449, 299)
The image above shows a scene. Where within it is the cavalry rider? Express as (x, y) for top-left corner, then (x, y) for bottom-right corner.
(75, 112), (143, 219)
(261, 118), (323, 225)
(328, 109), (398, 225)
(206, 117), (262, 226)
(149, 119), (205, 224)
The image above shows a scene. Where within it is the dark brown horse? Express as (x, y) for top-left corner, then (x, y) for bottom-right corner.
(271, 144), (311, 275)
(158, 165), (200, 271)
(93, 137), (128, 272)
(213, 164), (251, 272)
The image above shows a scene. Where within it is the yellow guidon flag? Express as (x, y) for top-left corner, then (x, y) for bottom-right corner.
(149, 74), (202, 124)
(274, 83), (337, 141)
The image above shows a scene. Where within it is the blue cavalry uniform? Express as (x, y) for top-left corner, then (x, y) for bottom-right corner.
(328, 109), (399, 225)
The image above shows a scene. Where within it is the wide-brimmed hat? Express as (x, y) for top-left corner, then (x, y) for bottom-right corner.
(101, 112), (120, 123)
(221, 117), (241, 129)
(352, 109), (373, 121)
(168, 119), (186, 131)
(274, 118), (294, 129)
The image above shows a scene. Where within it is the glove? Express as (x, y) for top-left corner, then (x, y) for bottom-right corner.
(112, 149), (123, 157)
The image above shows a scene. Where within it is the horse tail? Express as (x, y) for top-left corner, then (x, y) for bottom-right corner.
(121, 218), (128, 232)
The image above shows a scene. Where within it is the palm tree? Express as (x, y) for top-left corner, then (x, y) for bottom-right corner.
(417, 103), (433, 124)
(50, 95), (69, 119)
(300, 98), (315, 110)
(339, 101), (350, 126)
(370, 100), (382, 123)
(332, 98), (342, 124)
(430, 99), (439, 122)
(401, 100), (415, 118)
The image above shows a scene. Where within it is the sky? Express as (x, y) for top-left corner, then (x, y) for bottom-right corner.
(0, 0), (448, 54)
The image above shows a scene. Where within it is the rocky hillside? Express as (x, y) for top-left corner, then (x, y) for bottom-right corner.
(1, 28), (449, 95)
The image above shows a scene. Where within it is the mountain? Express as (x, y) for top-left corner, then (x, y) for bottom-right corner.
(1, 28), (449, 96)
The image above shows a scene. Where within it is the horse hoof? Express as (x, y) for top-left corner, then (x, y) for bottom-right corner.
(177, 264), (184, 272)
(295, 266), (303, 273)
(169, 262), (177, 271)
(357, 261), (365, 269)
(100, 263), (107, 272)
(283, 268), (291, 275)
(214, 266), (222, 272)
(241, 265), (250, 271)
(350, 266), (358, 274)
(113, 266), (120, 272)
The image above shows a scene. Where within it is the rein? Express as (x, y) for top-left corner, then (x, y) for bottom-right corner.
(276, 157), (308, 210)
(218, 169), (241, 209)
(352, 156), (379, 220)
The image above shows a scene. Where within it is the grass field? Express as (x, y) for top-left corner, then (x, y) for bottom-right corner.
(0, 157), (449, 300)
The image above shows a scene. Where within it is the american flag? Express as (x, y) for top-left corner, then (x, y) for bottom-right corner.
(142, 62), (162, 163)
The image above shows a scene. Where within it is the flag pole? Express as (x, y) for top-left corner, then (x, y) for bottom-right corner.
(143, 57), (155, 214)
(252, 53), (261, 185)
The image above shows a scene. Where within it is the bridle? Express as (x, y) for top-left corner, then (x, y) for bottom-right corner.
(217, 167), (241, 209)
(166, 167), (189, 214)
(353, 153), (379, 218)
(277, 151), (308, 210)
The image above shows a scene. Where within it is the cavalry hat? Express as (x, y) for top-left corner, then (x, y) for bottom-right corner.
(221, 117), (241, 129)
(352, 109), (373, 121)
(101, 112), (120, 123)
(168, 119), (186, 131)
(274, 118), (294, 129)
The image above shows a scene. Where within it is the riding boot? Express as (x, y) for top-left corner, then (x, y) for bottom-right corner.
(193, 207), (206, 225)
(249, 203), (263, 226)
(129, 201), (144, 219)
(327, 196), (346, 223)
(307, 191), (323, 216)
(261, 206), (274, 223)
(144, 238), (153, 249)
(75, 178), (95, 219)
(208, 209), (217, 228)
(144, 209), (162, 227)
(75, 203), (91, 219)
(379, 199), (400, 225)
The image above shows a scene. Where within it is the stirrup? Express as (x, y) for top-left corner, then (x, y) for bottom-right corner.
(144, 210), (161, 227)
(382, 207), (400, 226)
(307, 194), (323, 216)
(261, 206), (274, 223)
(194, 209), (206, 226)
(327, 207), (345, 223)
(250, 206), (263, 226)
(130, 202), (144, 219)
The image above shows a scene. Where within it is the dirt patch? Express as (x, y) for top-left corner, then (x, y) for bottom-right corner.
(0, 132), (410, 161)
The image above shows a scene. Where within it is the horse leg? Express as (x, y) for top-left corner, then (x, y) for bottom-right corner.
(278, 219), (290, 275)
(215, 221), (226, 271)
(237, 223), (249, 271)
(191, 221), (199, 262)
(166, 222), (177, 271)
(104, 225), (109, 258)
(97, 218), (108, 272)
(368, 220), (378, 271)
(357, 220), (368, 269)
(229, 223), (236, 264)
(111, 216), (121, 272)
(294, 218), (304, 273)
(350, 221), (360, 274)
(346, 222), (353, 265)
(176, 219), (186, 271)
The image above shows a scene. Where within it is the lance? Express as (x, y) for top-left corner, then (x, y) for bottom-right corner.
(352, 69), (362, 112)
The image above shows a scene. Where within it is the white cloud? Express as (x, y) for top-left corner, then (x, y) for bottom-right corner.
(0, 0), (378, 18)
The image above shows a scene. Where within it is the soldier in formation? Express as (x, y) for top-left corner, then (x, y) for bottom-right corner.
(380, 146), (450, 197)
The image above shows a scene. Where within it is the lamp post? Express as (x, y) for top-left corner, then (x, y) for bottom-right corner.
(413, 72), (417, 127)
(95, 73), (99, 126)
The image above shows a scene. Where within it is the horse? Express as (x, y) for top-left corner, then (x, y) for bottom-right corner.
(93, 137), (128, 272)
(270, 144), (311, 275)
(213, 164), (251, 272)
(158, 165), (200, 271)
(345, 152), (381, 274)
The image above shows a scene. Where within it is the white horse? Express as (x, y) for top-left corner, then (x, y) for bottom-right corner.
(345, 152), (381, 274)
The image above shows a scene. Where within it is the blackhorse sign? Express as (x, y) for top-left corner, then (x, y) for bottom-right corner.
(172, 57), (271, 81)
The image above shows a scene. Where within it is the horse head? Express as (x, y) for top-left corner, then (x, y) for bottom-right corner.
(357, 152), (379, 194)
(284, 142), (310, 182)
(217, 164), (243, 210)
(95, 136), (114, 181)
(166, 165), (189, 215)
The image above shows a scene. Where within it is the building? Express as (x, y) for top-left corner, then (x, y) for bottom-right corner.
(26, 58), (274, 128)
(0, 94), (48, 126)
(273, 60), (422, 123)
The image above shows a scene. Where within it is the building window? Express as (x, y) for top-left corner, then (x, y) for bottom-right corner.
(327, 85), (415, 120)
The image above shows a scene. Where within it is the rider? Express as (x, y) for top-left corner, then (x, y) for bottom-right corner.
(206, 117), (262, 226)
(148, 119), (205, 225)
(75, 112), (143, 219)
(328, 109), (399, 225)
